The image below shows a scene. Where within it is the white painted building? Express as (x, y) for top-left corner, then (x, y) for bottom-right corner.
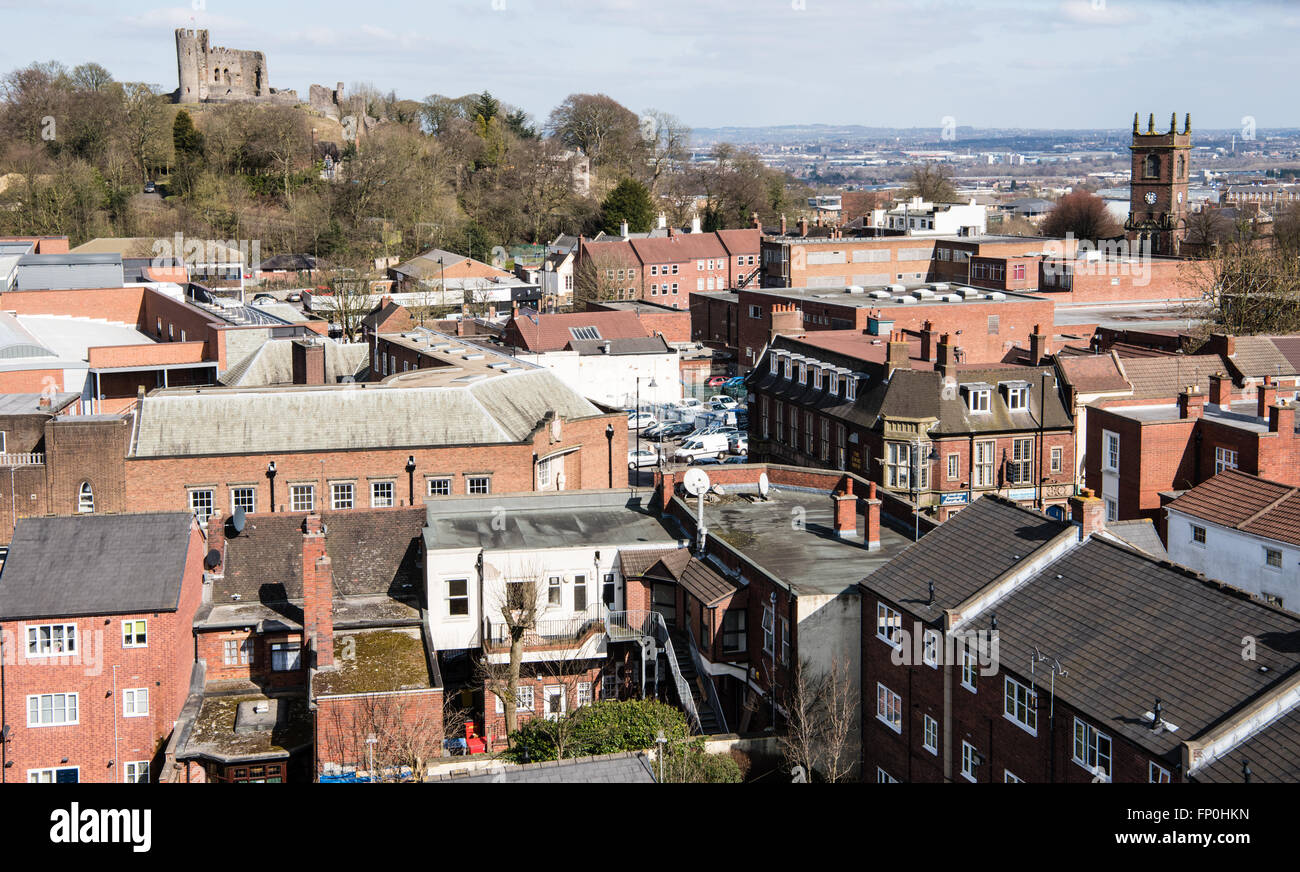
(865, 197), (988, 237)
(1163, 470), (1300, 611)
(512, 340), (683, 409)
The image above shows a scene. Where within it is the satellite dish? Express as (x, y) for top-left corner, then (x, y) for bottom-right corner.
(231, 507), (247, 535)
(683, 468), (711, 496)
(758, 472), (770, 499)
(711, 484), (726, 496)
(203, 548), (222, 570)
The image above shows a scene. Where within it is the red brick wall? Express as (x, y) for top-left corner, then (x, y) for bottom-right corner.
(0, 287), (146, 323)
(481, 664), (604, 744)
(0, 369), (65, 394)
(1038, 258), (1195, 304)
(0, 518), (204, 783)
(315, 688), (445, 778)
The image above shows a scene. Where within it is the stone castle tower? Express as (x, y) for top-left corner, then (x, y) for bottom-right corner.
(175, 29), (270, 104)
(1124, 112), (1192, 257)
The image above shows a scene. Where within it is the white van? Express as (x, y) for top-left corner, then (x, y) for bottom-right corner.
(673, 432), (731, 463)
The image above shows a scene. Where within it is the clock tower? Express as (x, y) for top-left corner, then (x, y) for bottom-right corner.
(1124, 112), (1192, 256)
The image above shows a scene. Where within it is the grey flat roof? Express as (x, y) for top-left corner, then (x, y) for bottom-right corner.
(433, 751), (656, 783)
(700, 488), (914, 596)
(746, 285), (1043, 309)
(424, 490), (680, 552)
(0, 512), (195, 619)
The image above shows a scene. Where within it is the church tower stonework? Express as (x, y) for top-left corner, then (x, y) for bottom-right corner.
(1124, 112), (1192, 257)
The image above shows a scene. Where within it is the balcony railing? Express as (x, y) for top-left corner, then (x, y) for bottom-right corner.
(0, 452), (44, 467)
(484, 603), (607, 652)
(607, 609), (703, 734)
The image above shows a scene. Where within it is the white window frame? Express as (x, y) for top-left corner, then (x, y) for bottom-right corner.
(1215, 446), (1238, 475)
(961, 648), (978, 693)
(446, 578), (470, 618)
(290, 484), (315, 512)
(123, 688), (149, 718)
(370, 480), (395, 508)
(876, 602), (902, 648)
(77, 481), (94, 513)
(27, 692), (78, 727)
(923, 714), (939, 754)
(577, 681), (593, 708)
(762, 605), (775, 657)
(124, 761), (150, 783)
(1103, 431), (1120, 473)
(330, 481), (355, 510)
(427, 477), (452, 497)
(961, 741), (979, 782)
(468, 476), (491, 495)
(188, 488), (214, 521)
(1004, 676), (1037, 735)
(947, 452), (960, 481)
(1073, 718), (1112, 780)
(26, 623), (77, 657)
(1005, 770), (1024, 783)
(922, 629), (940, 668)
(122, 619), (147, 648)
(876, 682), (902, 733)
(1149, 761), (1171, 783)
(28, 767), (79, 783)
(966, 388), (991, 413)
(516, 685), (534, 713)
(271, 641), (302, 672)
(973, 440), (996, 488)
(876, 767), (899, 783)
(1005, 386), (1028, 411)
(231, 486), (256, 515)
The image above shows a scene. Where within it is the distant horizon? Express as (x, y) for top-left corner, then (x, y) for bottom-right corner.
(3, 0), (1298, 130)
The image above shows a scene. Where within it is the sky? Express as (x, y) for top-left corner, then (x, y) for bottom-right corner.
(2, 0), (1298, 131)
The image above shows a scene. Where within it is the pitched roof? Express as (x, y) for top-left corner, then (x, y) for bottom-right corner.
(219, 508), (426, 604)
(1226, 336), (1296, 380)
(618, 546), (683, 578)
(1103, 519), (1168, 559)
(0, 513), (196, 619)
(715, 228), (762, 256)
(506, 310), (649, 352)
(218, 339), (368, 387)
(1118, 354), (1231, 400)
(958, 537), (1300, 761)
(1056, 353), (1131, 395)
(1165, 469), (1300, 547)
(133, 369), (603, 457)
(628, 234), (728, 265)
(860, 496), (1075, 616)
(1193, 705), (1300, 783)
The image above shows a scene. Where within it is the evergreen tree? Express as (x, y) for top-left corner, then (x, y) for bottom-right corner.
(601, 178), (655, 235)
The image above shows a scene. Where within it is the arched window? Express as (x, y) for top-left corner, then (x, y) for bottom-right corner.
(1143, 154), (1160, 179)
(78, 482), (94, 514)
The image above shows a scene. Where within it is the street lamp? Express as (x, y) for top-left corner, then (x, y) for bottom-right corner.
(605, 423), (614, 488)
(406, 455), (416, 506)
(634, 376), (658, 477)
(266, 461), (277, 513)
(366, 732), (378, 783)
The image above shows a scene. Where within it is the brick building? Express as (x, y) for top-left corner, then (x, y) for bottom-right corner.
(171, 508), (439, 783)
(1124, 112), (1193, 257)
(860, 493), (1300, 783)
(0, 351), (629, 543)
(576, 229), (761, 306)
(748, 331), (1076, 521)
(0, 512), (205, 783)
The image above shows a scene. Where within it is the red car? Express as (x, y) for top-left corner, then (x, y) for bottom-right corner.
(706, 376), (727, 387)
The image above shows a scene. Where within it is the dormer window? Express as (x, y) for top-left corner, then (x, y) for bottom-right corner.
(798, 362), (807, 385)
(783, 357), (792, 380)
(811, 366), (823, 391)
(846, 376), (858, 402)
(828, 372), (839, 396)
(963, 384), (992, 413)
(1001, 382), (1030, 412)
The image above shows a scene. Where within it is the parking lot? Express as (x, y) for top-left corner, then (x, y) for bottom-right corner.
(626, 407), (749, 486)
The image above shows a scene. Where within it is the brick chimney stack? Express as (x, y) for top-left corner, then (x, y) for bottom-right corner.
(1258, 376), (1278, 420)
(798, 217), (809, 237)
(936, 333), (955, 378)
(1069, 488), (1106, 539)
(206, 510), (224, 572)
(833, 477), (858, 539)
(864, 481), (882, 550)
(920, 320), (937, 363)
(1028, 324), (1049, 364)
(291, 339), (326, 386)
(1269, 399), (1294, 434)
(1209, 371), (1230, 408)
(886, 330), (911, 376)
(302, 515), (334, 669)
(1178, 386), (1205, 419)
(780, 214), (788, 236)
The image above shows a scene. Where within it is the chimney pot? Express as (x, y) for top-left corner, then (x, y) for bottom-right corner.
(1069, 489), (1106, 539)
(1258, 380), (1278, 419)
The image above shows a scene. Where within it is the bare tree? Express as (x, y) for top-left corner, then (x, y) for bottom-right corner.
(119, 82), (171, 186)
(546, 93), (644, 176)
(322, 273), (375, 342)
(317, 692), (466, 782)
(641, 109), (691, 194)
(903, 162), (958, 203)
(574, 247), (636, 306)
(1041, 190), (1122, 241)
(780, 656), (859, 783)
(479, 571), (547, 740)
(1180, 230), (1300, 336)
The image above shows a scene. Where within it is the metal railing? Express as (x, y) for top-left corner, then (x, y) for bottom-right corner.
(484, 603), (607, 650)
(0, 452), (44, 467)
(606, 609), (703, 734)
(685, 625), (729, 735)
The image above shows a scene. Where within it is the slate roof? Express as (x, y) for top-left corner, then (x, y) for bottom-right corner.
(1265, 336), (1300, 374)
(618, 547), (736, 606)
(219, 508), (426, 605)
(425, 491), (678, 552)
(567, 336), (670, 356)
(956, 537), (1300, 761)
(1103, 519), (1168, 559)
(0, 513), (195, 619)
(1226, 336), (1296, 380)
(218, 339), (368, 387)
(1193, 705), (1300, 783)
(132, 369), (603, 457)
(1165, 470), (1300, 547)
(860, 496), (1075, 615)
(618, 546), (683, 579)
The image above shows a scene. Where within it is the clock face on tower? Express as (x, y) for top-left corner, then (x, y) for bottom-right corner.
(1144, 191), (1158, 205)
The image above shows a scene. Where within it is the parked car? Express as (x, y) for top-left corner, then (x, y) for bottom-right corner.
(709, 395), (739, 409)
(286, 291), (303, 303)
(729, 433), (749, 454)
(628, 448), (659, 469)
(705, 376), (728, 387)
(627, 411), (657, 430)
(723, 376), (746, 388)
(646, 422), (692, 441)
(143, 180), (156, 193)
(673, 432), (731, 463)
(691, 456), (721, 465)
(722, 455), (749, 464)
(252, 293), (276, 303)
